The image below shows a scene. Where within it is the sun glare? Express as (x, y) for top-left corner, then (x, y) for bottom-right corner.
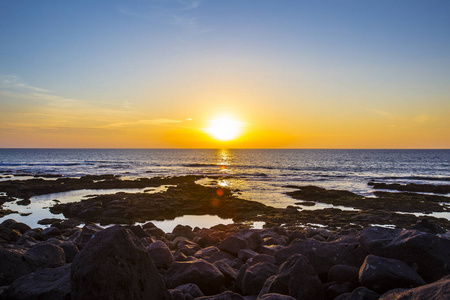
(206, 116), (242, 141)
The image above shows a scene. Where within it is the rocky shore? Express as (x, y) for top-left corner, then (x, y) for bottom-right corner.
(0, 218), (449, 299)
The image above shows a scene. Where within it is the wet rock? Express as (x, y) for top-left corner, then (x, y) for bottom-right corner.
(73, 223), (104, 249)
(335, 287), (380, 300)
(359, 255), (426, 294)
(176, 283), (204, 298)
(1, 219), (17, 228)
(274, 236), (367, 278)
(357, 226), (400, 255)
(266, 254), (324, 300)
(0, 248), (30, 285)
(24, 243), (66, 271)
(16, 198), (31, 206)
(242, 262), (278, 295)
(2, 264), (71, 300)
(379, 275), (450, 300)
(165, 259), (225, 295)
(147, 240), (174, 269)
(71, 225), (171, 300)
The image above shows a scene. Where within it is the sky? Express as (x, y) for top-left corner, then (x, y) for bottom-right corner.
(0, 0), (449, 148)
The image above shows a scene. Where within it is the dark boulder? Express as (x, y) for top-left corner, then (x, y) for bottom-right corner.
(176, 282), (204, 298)
(8, 222), (31, 234)
(147, 240), (174, 269)
(335, 287), (380, 300)
(196, 291), (245, 299)
(3, 264), (71, 300)
(72, 223), (104, 249)
(195, 246), (221, 260)
(58, 242), (79, 263)
(213, 260), (238, 285)
(242, 262), (278, 295)
(266, 254), (324, 300)
(359, 255), (426, 294)
(379, 275), (450, 300)
(219, 236), (249, 256)
(259, 294), (296, 300)
(357, 226), (400, 255)
(71, 225), (171, 300)
(24, 243), (66, 271)
(40, 227), (63, 240)
(412, 219), (446, 234)
(0, 248), (30, 285)
(327, 264), (359, 287)
(274, 237), (367, 277)
(165, 259), (225, 295)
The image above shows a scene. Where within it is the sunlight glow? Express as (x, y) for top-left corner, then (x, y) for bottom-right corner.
(206, 116), (242, 141)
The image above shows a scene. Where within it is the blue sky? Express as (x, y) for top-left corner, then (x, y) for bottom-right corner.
(1, 0), (449, 148)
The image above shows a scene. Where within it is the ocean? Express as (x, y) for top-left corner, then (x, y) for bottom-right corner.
(1, 149), (449, 229)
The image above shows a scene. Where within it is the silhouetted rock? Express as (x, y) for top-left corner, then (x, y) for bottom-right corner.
(71, 225), (170, 299)
(379, 275), (450, 299)
(73, 223), (104, 249)
(266, 254), (324, 300)
(176, 283), (205, 298)
(196, 291), (245, 299)
(165, 259), (225, 295)
(3, 264), (71, 300)
(259, 294), (296, 300)
(8, 222), (31, 234)
(58, 242), (79, 263)
(328, 264), (359, 288)
(219, 236), (249, 256)
(412, 219), (446, 234)
(40, 227), (63, 240)
(357, 226), (400, 255)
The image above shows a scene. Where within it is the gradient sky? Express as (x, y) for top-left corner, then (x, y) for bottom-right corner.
(1, 0), (449, 148)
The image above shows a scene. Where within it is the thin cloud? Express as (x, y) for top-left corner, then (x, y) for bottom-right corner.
(103, 118), (183, 128)
(0, 75), (52, 93)
(369, 108), (394, 119)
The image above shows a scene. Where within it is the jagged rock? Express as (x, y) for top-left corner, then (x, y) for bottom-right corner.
(412, 219), (446, 234)
(379, 275), (450, 299)
(126, 225), (150, 239)
(2, 264), (71, 300)
(73, 223), (104, 249)
(71, 225), (171, 299)
(238, 249), (259, 262)
(165, 259), (225, 295)
(359, 255), (426, 294)
(147, 240), (174, 269)
(242, 262), (278, 295)
(24, 243), (66, 271)
(0, 248), (30, 285)
(266, 254), (324, 300)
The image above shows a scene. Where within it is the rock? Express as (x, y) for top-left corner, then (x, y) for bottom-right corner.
(170, 289), (185, 300)
(196, 291), (245, 299)
(219, 236), (249, 256)
(3, 264), (71, 299)
(40, 227), (63, 240)
(165, 259), (225, 295)
(251, 254), (276, 266)
(1, 219), (17, 228)
(126, 225), (150, 238)
(8, 222), (31, 234)
(71, 225), (171, 299)
(335, 287), (380, 300)
(16, 198), (31, 206)
(179, 240), (202, 256)
(357, 226), (400, 255)
(328, 264), (359, 287)
(259, 294), (296, 300)
(274, 237), (367, 278)
(326, 283), (353, 299)
(381, 230), (450, 283)
(58, 242), (79, 263)
(176, 283), (204, 298)
(379, 275), (450, 300)
(214, 260), (238, 285)
(288, 230), (307, 244)
(412, 219), (446, 234)
(15, 234), (37, 248)
(238, 249), (259, 262)
(0, 248), (30, 285)
(171, 224), (195, 240)
(207, 250), (236, 264)
(242, 262), (278, 295)
(195, 246), (221, 260)
(235, 229), (263, 251)
(147, 240), (174, 269)
(359, 255), (426, 294)
(266, 254), (324, 300)
(24, 243), (66, 271)
(73, 223), (104, 249)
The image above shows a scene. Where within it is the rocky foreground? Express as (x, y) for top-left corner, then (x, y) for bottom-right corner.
(0, 218), (449, 299)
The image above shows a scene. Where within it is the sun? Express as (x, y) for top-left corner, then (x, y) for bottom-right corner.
(206, 116), (243, 141)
